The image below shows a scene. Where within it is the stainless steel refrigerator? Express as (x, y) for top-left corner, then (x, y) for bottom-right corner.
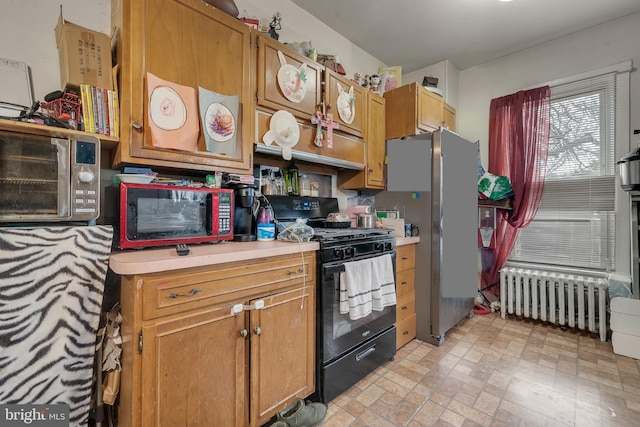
(375, 128), (478, 346)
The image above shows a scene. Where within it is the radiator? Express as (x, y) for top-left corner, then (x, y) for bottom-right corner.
(500, 267), (608, 341)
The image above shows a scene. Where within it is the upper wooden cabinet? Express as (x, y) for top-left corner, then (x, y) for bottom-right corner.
(111, 0), (253, 173)
(443, 102), (457, 132)
(324, 69), (367, 139)
(384, 82), (456, 139)
(338, 92), (385, 189)
(255, 33), (324, 121)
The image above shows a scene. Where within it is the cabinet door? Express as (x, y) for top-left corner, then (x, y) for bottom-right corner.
(249, 286), (315, 427)
(443, 103), (456, 132)
(141, 304), (246, 427)
(366, 92), (386, 188)
(324, 68), (367, 138)
(417, 86), (443, 132)
(256, 34), (323, 121)
(116, 0), (253, 172)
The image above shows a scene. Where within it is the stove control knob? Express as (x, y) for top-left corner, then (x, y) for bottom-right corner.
(384, 242), (393, 251)
(375, 242), (383, 251)
(334, 248), (346, 259)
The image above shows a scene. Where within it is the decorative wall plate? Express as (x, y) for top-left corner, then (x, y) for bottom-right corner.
(149, 85), (187, 131)
(277, 50), (307, 103)
(198, 86), (239, 155)
(205, 102), (235, 142)
(336, 83), (355, 124)
(147, 72), (198, 152)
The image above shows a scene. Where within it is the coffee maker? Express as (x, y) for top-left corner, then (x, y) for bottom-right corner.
(228, 183), (257, 241)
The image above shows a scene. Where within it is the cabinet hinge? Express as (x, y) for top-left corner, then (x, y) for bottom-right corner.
(255, 90), (259, 101)
(137, 330), (143, 354)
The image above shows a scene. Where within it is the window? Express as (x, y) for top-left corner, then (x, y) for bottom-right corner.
(510, 73), (616, 271)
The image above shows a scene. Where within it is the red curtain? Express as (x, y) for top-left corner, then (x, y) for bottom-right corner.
(481, 86), (551, 293)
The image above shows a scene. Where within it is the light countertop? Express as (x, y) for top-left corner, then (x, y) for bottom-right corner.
(109, 240), (319, 275)
(109, 236), (420, 276)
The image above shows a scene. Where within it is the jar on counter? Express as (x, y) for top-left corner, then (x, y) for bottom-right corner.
(299, 174), (310, 196)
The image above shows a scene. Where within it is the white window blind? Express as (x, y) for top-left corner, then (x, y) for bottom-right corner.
(510, 72), (616, 271)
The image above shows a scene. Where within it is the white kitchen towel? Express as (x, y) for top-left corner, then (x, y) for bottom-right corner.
(339, 254), (396, 320)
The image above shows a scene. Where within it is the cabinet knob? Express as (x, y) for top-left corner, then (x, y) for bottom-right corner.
(254, 326), (262, 336)
(368, 168), (374, 173)
(132, 121), (143, 131)
(240, 329), (248, 338)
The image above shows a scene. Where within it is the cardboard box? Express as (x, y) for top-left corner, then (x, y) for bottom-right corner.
(55, 11), (112, 91)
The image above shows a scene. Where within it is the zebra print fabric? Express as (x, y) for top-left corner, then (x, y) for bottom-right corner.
(0, 226), (113, 426)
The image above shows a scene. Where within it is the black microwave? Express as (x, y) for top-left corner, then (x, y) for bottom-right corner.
(106, 182), (234, 249)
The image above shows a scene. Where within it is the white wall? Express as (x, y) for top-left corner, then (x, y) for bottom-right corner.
(403, 60), (460, 110)
(457, 12), (640, 275)
(0, 0), (111, 102)
(0, 0), (384, 103)
(234, 0), (385, 79)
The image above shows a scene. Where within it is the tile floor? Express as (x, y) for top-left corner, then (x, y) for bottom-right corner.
(313, 312), (640, 427)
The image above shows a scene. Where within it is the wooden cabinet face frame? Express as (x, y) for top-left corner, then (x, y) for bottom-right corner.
(114, 0), (254, 172)
(256, 34), (324, 121)
(324, 68), (367, 138)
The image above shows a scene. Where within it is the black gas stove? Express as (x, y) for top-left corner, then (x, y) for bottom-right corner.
(266, 195), (397, 403)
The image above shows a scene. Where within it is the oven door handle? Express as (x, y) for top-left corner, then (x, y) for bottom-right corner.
(355, 345), (376, 361)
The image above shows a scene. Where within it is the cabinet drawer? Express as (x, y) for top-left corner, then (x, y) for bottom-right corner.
(396, 268), (415, 297)
(396, 313), (416, 349)
(141, 253), (315, 320)
(396, 292), (415, 322)
(396, 245), (416, 272)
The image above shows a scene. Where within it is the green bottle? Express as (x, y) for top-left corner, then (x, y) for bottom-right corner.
(284, 160), (299, 196)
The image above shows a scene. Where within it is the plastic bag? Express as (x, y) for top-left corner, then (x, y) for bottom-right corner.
(478, 172), (513, 201)
(277, 218), (315, 242)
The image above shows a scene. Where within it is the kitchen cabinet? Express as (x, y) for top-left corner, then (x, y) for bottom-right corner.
(384, 82), (456, 139)
(324, 68), (368, 139)
(111, 0), (253, 173)
(443, 102), (457, 132)
(255, 33), (324, 122)
(117, 252), (316, 427)
(253, 36), (366, 170)
(338, 92), (386, 189)
(395, 243), (417, 349)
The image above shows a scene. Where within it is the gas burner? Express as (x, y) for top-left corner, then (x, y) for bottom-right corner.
(311, 227), (393, 242)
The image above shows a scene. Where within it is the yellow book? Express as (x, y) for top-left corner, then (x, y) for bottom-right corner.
(112, 90), (120, 138)
(80, 84), (93, 133)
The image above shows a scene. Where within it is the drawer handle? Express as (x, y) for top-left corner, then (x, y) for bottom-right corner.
(403, 330), (409, 335)
(401, 281), (408, 285)
(286, 268), (305, 275)
(402, 306), (408, 310)
(402, 257), (408, 260)
(166, 288), (202, 299)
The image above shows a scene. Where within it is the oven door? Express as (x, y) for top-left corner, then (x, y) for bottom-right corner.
(0, 132), (71, 222)
(319, 252), (396, 364)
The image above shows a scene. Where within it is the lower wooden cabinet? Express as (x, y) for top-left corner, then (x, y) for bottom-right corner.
(118, 252), (316, 427)
(395, 244), (417, 349)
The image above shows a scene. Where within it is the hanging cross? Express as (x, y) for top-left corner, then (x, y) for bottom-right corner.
(320, 105), (339, 148)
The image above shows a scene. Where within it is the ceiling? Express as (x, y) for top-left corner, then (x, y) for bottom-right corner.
(290, 0), (640, 72)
